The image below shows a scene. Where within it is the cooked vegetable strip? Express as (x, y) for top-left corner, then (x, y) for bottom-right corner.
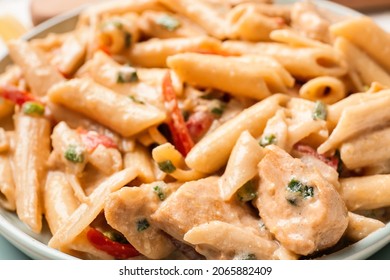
(162, 71), (194, 156)
(48, 78), (166, 137)
(0, 85), (38, 106)
(86, 227), (140, 259)
(13, 113), (51, 233)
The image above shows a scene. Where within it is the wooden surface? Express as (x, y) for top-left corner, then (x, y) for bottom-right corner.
(332, 0), (390, 11)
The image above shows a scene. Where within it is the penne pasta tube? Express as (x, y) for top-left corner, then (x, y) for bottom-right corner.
(299, 76), (346, 104)
(44, 171), (79, 234)
(124, 143), (155, 183)
(334, 37), (390, 88)
(221, 40), (348, 79)
(7, 40), (64, 96)
(158, 0), (227, 39)
(185, 94), (289, 173)
(13, 113), (51, 233)
(318, 93), (390, 154)
(127, 36), (221, 68)
(341, 175), (390, 211)
(48, 78), (166, 137)
(226, 4), (285, 41)
(168, 53), (272, 100)
(0, 153), (16, 211)
(330, 17), (390, 73)
(345, 212), (385, 242)
(48, 167), (138, 250)
(340, 126), (390, 170)
(219, 130), (264, 201)
(326, 90), (390, 129)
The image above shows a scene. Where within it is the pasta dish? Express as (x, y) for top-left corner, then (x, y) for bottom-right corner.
(1, 0), (390, 260)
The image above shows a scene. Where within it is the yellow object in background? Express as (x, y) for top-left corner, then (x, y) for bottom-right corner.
(0, 14), (27, 42)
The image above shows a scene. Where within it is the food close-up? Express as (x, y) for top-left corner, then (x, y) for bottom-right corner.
(0, 0), (390, 260)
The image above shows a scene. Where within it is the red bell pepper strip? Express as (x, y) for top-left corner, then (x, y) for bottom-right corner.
(162, 71), (194, 156)
(186, 110), (214, 142)
(293, 143), (339, 170)
(77, 128), (117, 152)
(86, 228), (140, 260)
(0, 85), (38, 106)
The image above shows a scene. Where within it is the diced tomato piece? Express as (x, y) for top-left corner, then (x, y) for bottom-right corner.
(186, 111), (214, 142)
(162, 71), (194, 156)
(0, 85), (38, 106)
(86, 228), (139, 260)
(293, 143), (339, 170)
(77, 128), (117, 152)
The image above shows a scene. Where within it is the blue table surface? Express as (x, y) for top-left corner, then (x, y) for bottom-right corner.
(1, 234), (390, 260)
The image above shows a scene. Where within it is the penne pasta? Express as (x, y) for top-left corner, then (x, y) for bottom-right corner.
(185, 94), (288, 173)
(330, 17), (390, 73)
(13, 113), (51, 233)
(48, 78), (166, 137)
(299, 76), (346, 104)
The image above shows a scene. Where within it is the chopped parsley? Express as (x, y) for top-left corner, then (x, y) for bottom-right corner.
(22, 102), (45, 116)
(312, 101), (327, 120)
(153, 185), (166, 201)
(156, 15), (181, 31)
(211, 106), (224, 117)
(286, 179), (314, 206)
(237, 180), (257, 202)
(64, 145), (84, 163)
(234, 253), (257, 260)
(158, 160), (176, 173)
(117, 67), (139, 83)
(124, 32), (132, 48)
(137, 219), (150, 232)
(259, 134), (277, 147)
(103, 230), (129, 244)
(128, 95), (144, 104)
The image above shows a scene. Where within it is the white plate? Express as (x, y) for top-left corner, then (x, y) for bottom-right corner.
(0, 0), (389, 260)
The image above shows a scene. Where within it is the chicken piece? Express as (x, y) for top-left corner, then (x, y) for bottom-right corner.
(104, 182), (179, 259)
(255, 145), (348, 255)
(151, 176), (273, 259)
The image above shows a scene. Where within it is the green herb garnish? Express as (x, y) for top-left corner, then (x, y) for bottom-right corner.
(124, 32), (132, 48)
(153, 185), (166, 201)
(286, 179), (314, 206)
(64, 145), (84, 163)
(22, 102), (45, 116)
(259, 134), (277, 147)
(128, 95), (144, 104)
(158, 160), (176, 173)
(234, 253), (257, 260)
(237, 180), (257, 202)
(156, 15), (181, 31)
(103, 231), (129, 244)
(312, 101), (327, 120)
(137, 219), (150, 232)
(211, 106), (224, 117)
(117, 68), (139, 83)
